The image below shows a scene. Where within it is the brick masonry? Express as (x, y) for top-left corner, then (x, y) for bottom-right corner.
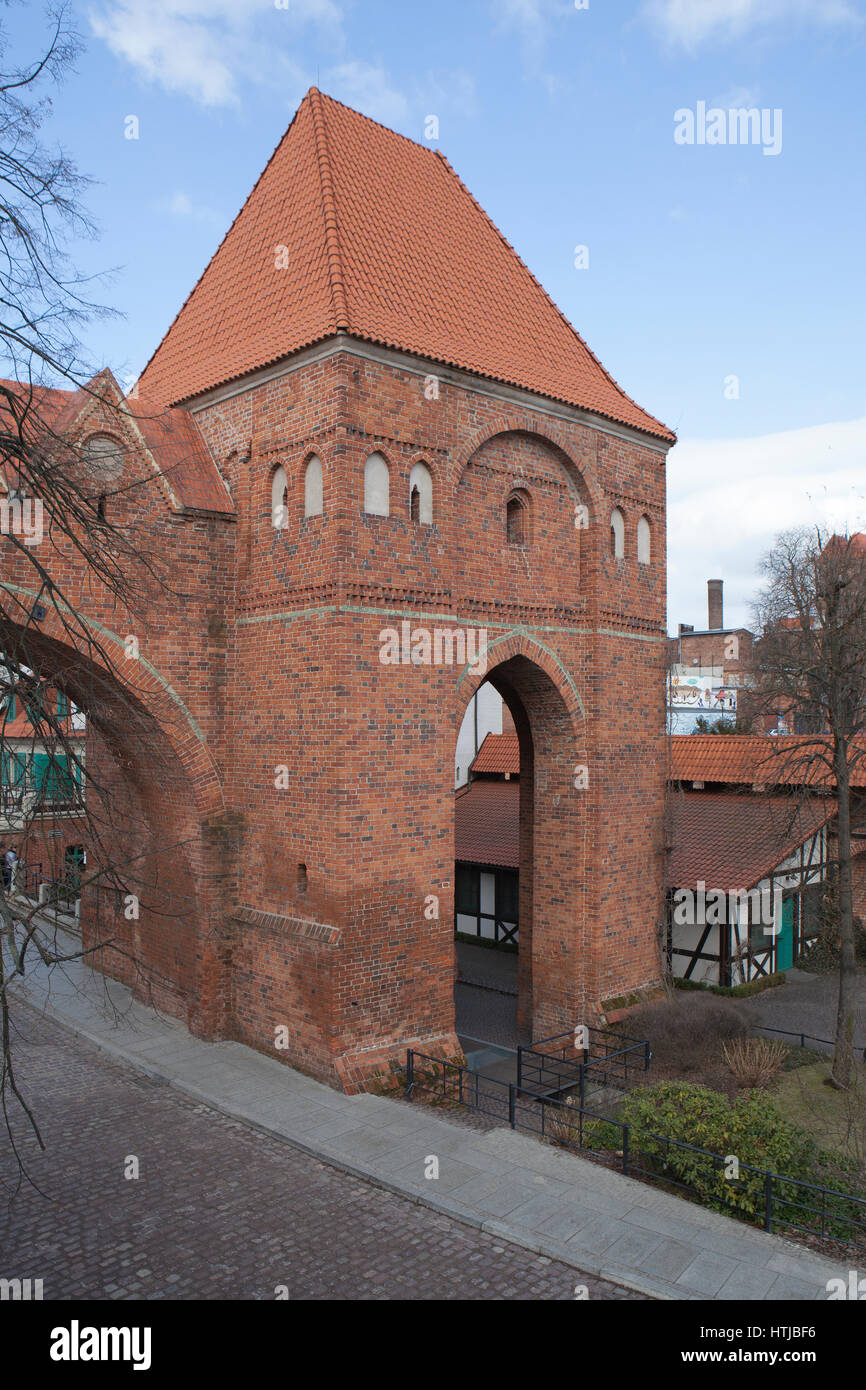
(3, 340), (671, 1090)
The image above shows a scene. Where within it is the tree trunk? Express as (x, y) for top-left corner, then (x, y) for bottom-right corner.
(831, 743), (857, 1088)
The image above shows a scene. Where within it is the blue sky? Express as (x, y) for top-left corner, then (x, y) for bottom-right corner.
(8, 0), (866, 630)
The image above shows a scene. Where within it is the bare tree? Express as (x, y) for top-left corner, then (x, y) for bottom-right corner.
(0, 6), (202, 1172)
(753, 527), (866, 1089)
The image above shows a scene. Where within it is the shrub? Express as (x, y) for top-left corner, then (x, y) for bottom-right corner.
(624, 994), (749, 1075)
(620, 1081), (817, 1219)
(722, 1037), (789, 1088)
(544, 1096), (621, 1152)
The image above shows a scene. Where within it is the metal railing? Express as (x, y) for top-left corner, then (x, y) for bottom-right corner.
(406, 1050), (866, 1251)
(517, 1025), (651, 1101)
(0, 781), (83, 818)
(13, 860), (42, 900)
(755, 1024), (866, 1062)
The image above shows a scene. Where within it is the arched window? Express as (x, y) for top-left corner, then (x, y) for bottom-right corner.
(97, 495), (107, 521)
(271, 466), (288, 528)
(507, 492), (528, 546)
(610, 507), (625, 560)
(637, 515), (651, 565)
(83, 433), (124, 483)
(364, 453), (390, 516)
(304, 455), (323, 518)
(409, 462), (433, 524)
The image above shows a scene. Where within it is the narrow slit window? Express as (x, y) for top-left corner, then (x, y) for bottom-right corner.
(271, 467), (289, 528)
(507, 495), (527, 545)
(610, 507), (625, 560)
(637, 515), (651, 565)
(304, 455), (323, 517)
(409, 462), (433, 524)
(364, 454), (390, 516)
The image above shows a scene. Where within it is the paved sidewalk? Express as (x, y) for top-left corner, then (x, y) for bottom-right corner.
(7, 937), (856, 1302)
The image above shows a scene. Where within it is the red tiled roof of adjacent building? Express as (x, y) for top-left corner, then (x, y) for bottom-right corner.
(666, 791), (833, 892)
(0, 375), (233, 516)
(455, 780), (519, 868)
(471, 732), (520, 776)
(669, 734), (866, 790)
(137, 89), (674, 443)
(132, 392), (235, 514)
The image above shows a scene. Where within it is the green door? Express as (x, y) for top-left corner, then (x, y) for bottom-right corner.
(776, 897), (795, 971)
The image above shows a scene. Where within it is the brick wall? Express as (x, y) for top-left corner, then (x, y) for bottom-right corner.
(3, 344), (670, 1089)
(193, 344), (669, 1081)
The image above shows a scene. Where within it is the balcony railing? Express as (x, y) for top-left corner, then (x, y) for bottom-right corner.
(0, 780), (84, 818)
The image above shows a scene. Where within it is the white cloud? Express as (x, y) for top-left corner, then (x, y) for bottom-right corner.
(162, 190), (223, 225)
(492, 0), (573, 89)
(644, 0), (862, 51)
(413, 70), (477, 123)
(667, 416), (866, 630)
(88, 0), (466, 136)
(323, 61), (410, 127)
(88, 0), (344, 106)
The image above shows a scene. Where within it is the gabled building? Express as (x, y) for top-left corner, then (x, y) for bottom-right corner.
(1, 89), (675, 1088)
(664, 734), (860, 983)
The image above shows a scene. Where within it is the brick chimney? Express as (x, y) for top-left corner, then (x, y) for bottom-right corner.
(708, 579), (724, 631)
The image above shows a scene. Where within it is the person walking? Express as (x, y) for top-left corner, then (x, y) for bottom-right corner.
(3, 845), (18, 892)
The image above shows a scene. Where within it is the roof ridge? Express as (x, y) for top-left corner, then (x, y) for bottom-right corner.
(434, 148), (673, 442)
(309, 89), (349, 333)
(315, 87), (445, 163)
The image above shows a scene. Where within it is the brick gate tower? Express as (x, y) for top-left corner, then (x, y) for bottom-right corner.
(8, 90), (675, 1090)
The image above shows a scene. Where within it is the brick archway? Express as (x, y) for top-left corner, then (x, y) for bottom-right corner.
(0, 587), (225, 817)
(454, 641), (591, 1041)
(453, 417), (601, 520)
(454, 628), (586, 734)
(0, 604), (230, 1037)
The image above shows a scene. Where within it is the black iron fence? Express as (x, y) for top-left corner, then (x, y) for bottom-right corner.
(406, 1050), (866, 1253)
(517, 1025), (650, 1102)
(756, 1024), (866, 1062)
(13, 860), (42, 899)
(2, 860), (78, 911)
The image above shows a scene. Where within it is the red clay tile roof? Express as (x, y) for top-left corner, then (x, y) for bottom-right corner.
(0, 376), (233, 516)
(471, 732), (520, 776)
(137, 90), (674, 443)
(669, 734), (866, 790)
(132, 393), (234, 514)
(455, 780), (519, 868)
(666, 791), (832, 892)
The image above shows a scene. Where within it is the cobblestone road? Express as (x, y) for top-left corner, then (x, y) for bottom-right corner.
(0, 1008), (641, 1301)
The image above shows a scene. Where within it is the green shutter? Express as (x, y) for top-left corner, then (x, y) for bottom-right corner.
(5, 750), (26, 785)
(32, 752), (75, 803)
